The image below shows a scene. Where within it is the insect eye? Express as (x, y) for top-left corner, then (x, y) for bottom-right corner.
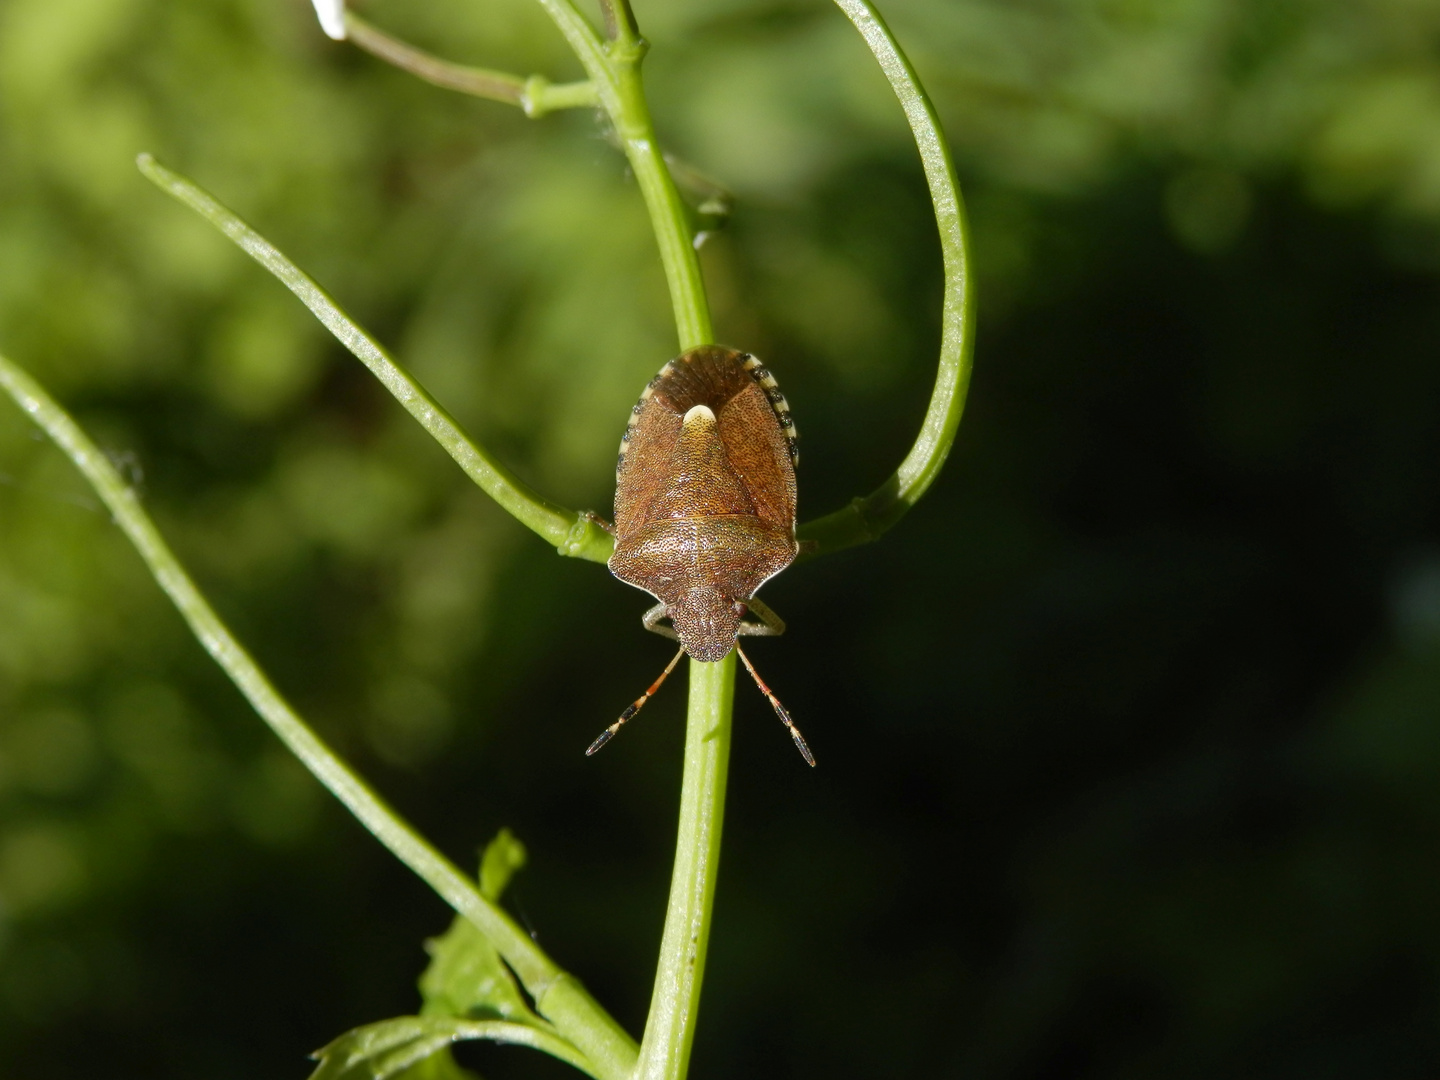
(732, 602), (747, 617)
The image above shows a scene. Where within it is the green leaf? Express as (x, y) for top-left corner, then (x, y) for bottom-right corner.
(394, 1048), (479, 1080)
(419, 917), (537, 1023)
(311, 1018), (469, 1080)
(310, 1017), (596, 1080)
(419, 830), (536, 1024)
(479, 828), (527, 902)
(311, 833), (595, 1080)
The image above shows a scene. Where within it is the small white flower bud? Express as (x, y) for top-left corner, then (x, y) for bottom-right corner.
(310, 0), (346, 40)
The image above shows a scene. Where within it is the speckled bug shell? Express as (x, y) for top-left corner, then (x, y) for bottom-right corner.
(609, 346), (799, 662)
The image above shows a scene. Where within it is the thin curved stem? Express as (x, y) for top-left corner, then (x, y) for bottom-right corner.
(0, 351), (638, 1080)
(797, 0), (975, 557)
(135, 153), (615, 566)
(344, 13), (597, 117)
(634, 655), (734, 1080)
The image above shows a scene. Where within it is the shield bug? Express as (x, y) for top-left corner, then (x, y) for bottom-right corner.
(585, 345), (814, 766)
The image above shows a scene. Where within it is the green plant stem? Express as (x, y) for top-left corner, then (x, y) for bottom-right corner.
(595, 0), (641, 50)
(797, 0), (975, 557)
(344, 13), (597, 117)
(569, 3), (733, 1073)
(634, 655), (735, 1080)
(585, 0), (713, 350)
(0, 351), (637, 1080)
(519, 4), (732, 1076)
(609, 62), (713, 351)
(530, 0), (712, 351)
(136, 153), (615, 566)
(516, 3), (734, 1074)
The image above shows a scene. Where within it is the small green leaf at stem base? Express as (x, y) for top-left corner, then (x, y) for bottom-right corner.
(321, 830), (594, 1080)
(479, 828), (527, 902)
(0, 350), (638, 1080)
(309, 1017), (595, 1080)
(394, 1050), (478, 1080)
(419, 831), (538, 1025)
(419, 918), (539, 1026)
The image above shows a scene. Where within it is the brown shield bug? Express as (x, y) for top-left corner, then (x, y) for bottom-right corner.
(585, 345), (814, 766)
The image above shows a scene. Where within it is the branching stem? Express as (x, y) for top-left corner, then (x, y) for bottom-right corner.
(529, 0), (713, 351)
(28, 2), (973, 1079)
(343, 13), (597, 116)
(0, 352), (637, 1080)
(519, 6), (732, 1077)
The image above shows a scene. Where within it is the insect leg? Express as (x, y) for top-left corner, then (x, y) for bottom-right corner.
(736, 596), (786, 637)
(580, 510), (616, 536)
(734, 641), (814, 767)
(641, 601), (681, 641)
(587, 645), (686, 756)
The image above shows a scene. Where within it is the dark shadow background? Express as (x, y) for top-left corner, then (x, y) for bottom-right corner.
(2, 0), (1440, 1077)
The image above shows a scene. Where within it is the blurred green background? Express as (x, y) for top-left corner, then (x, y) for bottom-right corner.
(3, 0), (1440, 1076)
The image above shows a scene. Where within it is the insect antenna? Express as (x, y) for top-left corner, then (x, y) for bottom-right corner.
(587, 645), (686, 756)
(734, 641), (815, 767)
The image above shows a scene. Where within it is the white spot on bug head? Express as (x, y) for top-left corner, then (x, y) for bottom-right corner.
(683, 404), (716, 425)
